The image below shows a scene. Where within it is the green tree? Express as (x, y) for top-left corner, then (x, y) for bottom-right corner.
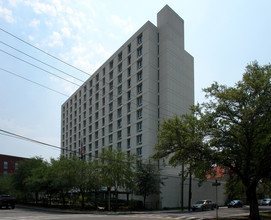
(135, 161), (162, 208)
(153, 112), (211, 209)
(100, 147), (136, 210)
(13, 157), (44, 203)
(200, 62), (271, 219)
(0, 174), (15, 194)
(50, 156), (76, 206)
(24, 160), (49, 204)
(71, 157), (101, 209)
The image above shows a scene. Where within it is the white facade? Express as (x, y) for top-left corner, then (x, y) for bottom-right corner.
(61, 5), (225, 208)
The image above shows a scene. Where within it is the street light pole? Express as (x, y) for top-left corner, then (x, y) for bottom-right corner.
(212, 179), (221, 220)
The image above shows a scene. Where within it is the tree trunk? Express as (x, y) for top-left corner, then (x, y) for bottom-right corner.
(246, 184), (260, 220)
(143, 195), (146, 209)
(107, 187), (111, 211)
(181, 163), (184, 210)
(81, 191), (85, 209)
(188, 170), (192, 211)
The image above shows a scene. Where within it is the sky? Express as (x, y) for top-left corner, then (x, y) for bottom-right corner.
(0, 0), (270, 161)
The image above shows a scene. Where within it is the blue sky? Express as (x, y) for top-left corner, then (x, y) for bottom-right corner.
(0, 0), (270, 161)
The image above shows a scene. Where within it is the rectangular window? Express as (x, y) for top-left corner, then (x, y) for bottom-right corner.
(95, 121), (99, 130)
(3, 161), (8, 169)
(127, 103), (131, 113)
(137, 135), (142, 145)
(118, 97), (122, 106)
(103, 67), (105, 76)
(137, 109), (142, 120)
(127, 79), (131, 89)
(109, 113), (113, 122)
(127, 67), (131, 77)
(137, 121), (142, 132)
(96, 83), (99, 91)
(118, 74), (122, 84)
(137, 83), (142, 94)
(127, 139), (131, 149)
(137, 34), (142, 45)
(137, 147), (142, 157)
(137, 71), (142, 82)
(127, 126), (131, 136)
(109, 60), (114, 69)
(118, 52), (122, 62)
(137, 47), (142, 57)
(96, 73), (99, 82)
(118, 63), (122, 73)
(109, 81), (113, 91)
(109, 71), (113, 80)
(117, 131), (122, 140)
(127, 91), (131, 100)
(95, 112), (99, 120)
(117, 108), (122, 118)
(128, 44), (131, 53)
(137, 96), (142, 107)
(109, 102), (113, 112)
(109, 123), (113, 133)
(89, 89), (92, 97)
(127, 114), (131, 124)
(127, 56), (131, 65)
(137, 59), (143, 69)
(109, 135), (112, 143)
(95, 93), (99, 101)
(117, 142), (122, 150)
(117, 119), (122, 129)
(118, 85), (122, 95)
(109, 92), (113, 101)
(103, 77), (105, 86)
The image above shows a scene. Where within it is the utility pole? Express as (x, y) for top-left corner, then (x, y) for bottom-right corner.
(212, 180), (221, 219)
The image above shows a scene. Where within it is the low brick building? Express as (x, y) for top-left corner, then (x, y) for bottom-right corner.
(0, 154), (27, 175)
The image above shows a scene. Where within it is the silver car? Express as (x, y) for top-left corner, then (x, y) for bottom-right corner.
(262, 199), (271, 206)
(192, 200), (215, 211)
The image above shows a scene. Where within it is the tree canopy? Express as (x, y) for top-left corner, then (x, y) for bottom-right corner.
(154, 62), (271, 220)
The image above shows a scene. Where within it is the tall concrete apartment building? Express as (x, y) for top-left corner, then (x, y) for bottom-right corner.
(61, 5), (203, 208)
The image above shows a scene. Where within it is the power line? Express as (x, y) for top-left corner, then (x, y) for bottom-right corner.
(0, 49), (81, 87)
(0, 40), (85, 83)
(0, 129), (61, 151)
(0, 128), (179, 178)
(0, 27), (91, 76)
(0, 68), (69, 97)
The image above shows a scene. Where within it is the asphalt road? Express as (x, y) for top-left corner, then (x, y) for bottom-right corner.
(0, 205), (270, 220)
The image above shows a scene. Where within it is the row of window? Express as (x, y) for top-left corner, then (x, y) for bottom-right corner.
(63, 145), (142, 161)
(63, 32), (143, 114)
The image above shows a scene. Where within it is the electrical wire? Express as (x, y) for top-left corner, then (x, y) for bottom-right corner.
(0, 40), (85, 83)
(0, 128), (208, 180)
(0, 49), (81, 87)
(0, 27), (91, 76)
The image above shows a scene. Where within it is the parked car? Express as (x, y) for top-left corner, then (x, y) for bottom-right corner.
(0, 195), (16, 209)
(192, 200), (215, 211)
(262, 199), (271, 206)
(227, 200), (244, 208)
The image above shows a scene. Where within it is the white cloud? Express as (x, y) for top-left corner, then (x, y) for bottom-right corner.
(28, 35), (34, 41)
(25, 0), (57, 16)
(0, 5), (16, 23)
(111, 14), (134, 33)
(29, 18), (40, 27)
(0, 118), (33, 136)
(47, 31), (63, 47)
(61, 27), (71, 38)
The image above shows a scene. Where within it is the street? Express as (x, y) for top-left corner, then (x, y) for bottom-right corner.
(0, 206), (270, 220)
